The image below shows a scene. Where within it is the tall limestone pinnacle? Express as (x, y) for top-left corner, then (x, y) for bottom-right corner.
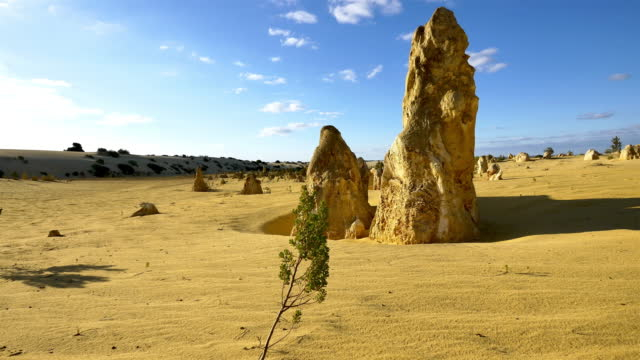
(307, 125), (374, 239)
(369, 7), (479, 244)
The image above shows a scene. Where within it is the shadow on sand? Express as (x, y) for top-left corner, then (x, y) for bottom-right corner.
(478, 196), (640, 242)
(0, 264), (125, 288)
(262, 196), (640, 243)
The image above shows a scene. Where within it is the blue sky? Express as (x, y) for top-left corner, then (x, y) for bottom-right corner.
(0, 0), (638, 161)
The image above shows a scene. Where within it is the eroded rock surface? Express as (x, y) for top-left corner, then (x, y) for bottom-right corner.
(240, 174), (263, 195)
(584, 149), (600, 161)
(369, 7), (479, 244)
(307, 126), (374, 239)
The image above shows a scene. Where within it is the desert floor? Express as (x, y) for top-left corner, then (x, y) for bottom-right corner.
(1, 156), (639, 359)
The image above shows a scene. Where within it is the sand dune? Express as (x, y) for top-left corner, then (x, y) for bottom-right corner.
(1, 156), (639, 359)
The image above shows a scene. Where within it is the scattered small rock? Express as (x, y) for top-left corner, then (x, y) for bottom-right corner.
(48, 230), (64, 237)
(131, 202), (160, 217)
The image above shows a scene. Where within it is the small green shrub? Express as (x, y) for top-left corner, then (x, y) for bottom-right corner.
(91, 163), (111, 177)
(128, 160), (139, 167)
(147, 163), (166, 174)
(117, 163), (135, 175)
(0, 169), (4, 178)
(65, 143), (84, 152)
(96, 159), (105, 165)
(85, 154), (95, 159)
(117, 149), (130, 155)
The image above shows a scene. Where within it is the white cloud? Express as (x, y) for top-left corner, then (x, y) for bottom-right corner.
(264, 77), (287, 85)
(609, 73), (631, 81)
(159, 43), (184, 52)
(260, 100), (304, 113)
(198, 56), (214, 64)
(397, 32), (412, 41)
(322, 73), (335, 82)
(339, 69), (357, 82)
(577, 112), (614, 120)
(98, 113), (153, 126)
(329, 0), (402, 24)
(467, 47), (507, 73)
(31, 78), (71, 87)
(232, 87), (247, 94)
(270, 56), (282, 62)
(85, 21), (125, 35)
(259, 122), (321, 137)
(241, 72), (265, 81)
(318, 111), (343, 118)
(160, 71), (178, 77)
(159, 45), (169, 50)
(282, 10), (318, 24)
(268, 27), (291, 37)
(0, 75), (151, 128)
(0, 0), (17, 9)
(366, 64), (383, 79)
(48, 5), (58, 14)
(233, 61), (247, 67)
(281, 36), (308, 47)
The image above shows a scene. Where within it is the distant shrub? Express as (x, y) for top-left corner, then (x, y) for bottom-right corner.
(40, 171), (48, 176)
(96, 159), (105, 165)
(148, 158), (156, 162)
(117, 149), (130, 155)
(97, 148), (119, 157)
(275, 160), (281, 163)
(85, 154), (95, 159)
(42, 174), (56, 182)
(147, 163), (166, 174)
(0, 169), (4, 178)
(544, 147), (554, 155)
(106, 150), (119, 158)
(374, 161), (383, 170)
(189, 156), (194, 160)
(21, 172), (29, 180)
(567, 150), (574, 156)
(65, 173), (70, 177)
(117, 163), (135, 175)
(65, 142), (84, 152)
(128, 160), (139, 167)
(91, 163), (111, 177)
(10, 171), (19, 180)
(203, 156), (210, 162)
(31, 176), (39, 181)
(72, 171), (79, 176)
(97, 148), (107, 153)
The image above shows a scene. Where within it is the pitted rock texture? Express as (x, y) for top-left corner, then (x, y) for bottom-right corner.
(369, 7), (479, 244)
(307, 126), (374, 239)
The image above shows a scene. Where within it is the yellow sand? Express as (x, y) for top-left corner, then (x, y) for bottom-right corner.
(1, 156), (639, 359)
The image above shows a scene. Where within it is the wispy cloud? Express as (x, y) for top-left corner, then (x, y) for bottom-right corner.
(339, 69), (357, 82)
(232, 87), (247, 95)
(268, 27), (314, 48)
(198, 56), (214, 64)
(259, 122), (321, 137)
(98, 113), (153, 126)
(467, 48), (507, 73)
(609, 73), (631, 81)
(233, 61), (247, 67)
(270, 56), (282, 62)
(0, 75), (151, 127)
(31, 78), (71, 87)
(260, 100), (304, 113)
(85, 21), (125, 35)
(241, 72), (265, 81)
(268, 27), (291, 37)
(282, 10), (318, 24)
(329, 0), (402, 24)
(264, 77), (287, 85)
(366, 64), (383, 79)
(577, 112), (614, 120)
(281, 36), (310, 47)
(397, 32), (412, 41)
(318, 111), (343, 118)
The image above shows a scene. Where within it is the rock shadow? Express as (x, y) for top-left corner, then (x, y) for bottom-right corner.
(478, 196), (640, 242)
(0, 264), (125, 288)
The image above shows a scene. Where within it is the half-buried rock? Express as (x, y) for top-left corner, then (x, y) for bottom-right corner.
(584, 149), (600, 160)
(240, 174), (263, 195)
(131, 202), (160, 217)
(48, 230), (64, 237)
(307, 126), (374, 239)
(515, 152), (530, 163)
(370, 7), (479, 244)
(619, 145), (638, 160)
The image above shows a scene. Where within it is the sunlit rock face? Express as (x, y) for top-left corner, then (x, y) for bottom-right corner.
(370, 7), (479, 245)
(307, 126), (374, 239)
